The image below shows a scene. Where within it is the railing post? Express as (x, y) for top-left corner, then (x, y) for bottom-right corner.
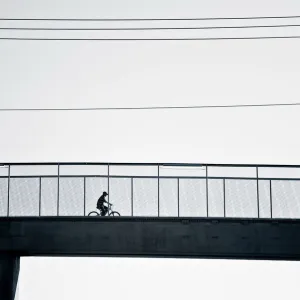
(178, 178), (180, 217)
(223, 178), (226, 217)
(83, 177), (86, 216)
(256, 166), (260, 218)
(7, 164), (10, 217)
(270, 180), (273, 218)
(158, 165), (160, 217)
(131, 177), (133, 217)
(39, 177), (42, 217)
(206, 165), (209, 217)
(57, 164), (60, 216)
(108, 164), (110, 208)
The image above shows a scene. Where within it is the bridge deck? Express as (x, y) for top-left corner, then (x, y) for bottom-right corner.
(1, 217), (300, 260)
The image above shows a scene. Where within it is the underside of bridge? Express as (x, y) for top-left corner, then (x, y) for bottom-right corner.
(2, 217), (300, 259)
(1, 217), (300, 299)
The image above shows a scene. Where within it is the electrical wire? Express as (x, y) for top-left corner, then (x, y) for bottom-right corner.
(1, 17), (299, 112)
(2, 24), (300, 31)
(1, 36), (300, 41)
(1, 102), (300, 112)
(1, 15), (300, 21)
(1, 24), (300, 30)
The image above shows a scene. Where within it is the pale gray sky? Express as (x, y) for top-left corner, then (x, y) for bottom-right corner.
(1, 0), (300, 164)
(1, 0), (300, 18)
(1, 0), (300, 299)
(19, 257), (300, 300)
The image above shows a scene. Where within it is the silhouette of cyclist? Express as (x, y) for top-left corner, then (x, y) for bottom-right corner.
(97, 191), (111, 216)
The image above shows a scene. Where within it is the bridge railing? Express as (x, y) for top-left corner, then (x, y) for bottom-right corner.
(1, 162), (300, 218)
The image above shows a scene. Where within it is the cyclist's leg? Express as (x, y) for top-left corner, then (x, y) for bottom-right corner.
(100, 205), (108, 216)
(99, 206), (105, 216)
(103, 205), (108, 216)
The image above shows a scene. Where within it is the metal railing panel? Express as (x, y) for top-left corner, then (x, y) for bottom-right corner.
(225, 179), (258, 218)
(0, 178), (8, 216)
(41, 177), (58, 216)
(179, 179), (207, 217)
(109, 178), (132, 216)
(208, 179), (224, 217)
(159, 178), (178, 217)
(272, 180), (300, 218)
(58, 177), (84, 216)
(9, 177), (39, 216)
(258, 180), (271, 218)
(133, 178), (158, 217)
(85, 177), (108, 215)
(1, 162), (300, 219)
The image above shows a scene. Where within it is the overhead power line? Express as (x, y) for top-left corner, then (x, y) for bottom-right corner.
(1, 102), (300, 112)
(1, 15), (300, 21)
(1, 36), (300, 41)
(1, 24), (300, 31)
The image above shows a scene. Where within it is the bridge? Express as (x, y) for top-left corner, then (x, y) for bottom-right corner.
(2, 162), (300, 299)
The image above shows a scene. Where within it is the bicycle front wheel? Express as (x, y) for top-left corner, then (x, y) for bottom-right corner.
(109, 211), (120, 217)
(88, 211), (99, 216)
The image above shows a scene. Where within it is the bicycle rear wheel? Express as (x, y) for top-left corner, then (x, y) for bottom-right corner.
(88, 211), (99, 216)
(109, 211), (120, 217)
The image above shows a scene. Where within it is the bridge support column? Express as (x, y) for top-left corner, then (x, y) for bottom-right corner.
(0, 255), (20, 300)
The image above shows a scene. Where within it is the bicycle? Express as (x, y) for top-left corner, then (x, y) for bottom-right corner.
(88, 204), (120, 217)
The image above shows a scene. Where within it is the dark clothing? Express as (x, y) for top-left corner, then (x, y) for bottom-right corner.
(97, 194), (108, 216)
(97, 195), (106, 208)
(100, 206), (108, 216)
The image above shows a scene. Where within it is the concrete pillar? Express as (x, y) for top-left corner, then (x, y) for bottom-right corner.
(0, 255), (20, 300)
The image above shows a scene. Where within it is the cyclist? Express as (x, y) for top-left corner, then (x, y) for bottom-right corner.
(97, 191), (111, 216)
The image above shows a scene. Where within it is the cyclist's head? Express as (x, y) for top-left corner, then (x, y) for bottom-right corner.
(103, 191), (108, 196)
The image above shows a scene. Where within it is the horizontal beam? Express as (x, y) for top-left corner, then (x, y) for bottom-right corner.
(1, 217), (300, 260)
(2, 162), (300, 168)
(1, 175), (300, 181)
